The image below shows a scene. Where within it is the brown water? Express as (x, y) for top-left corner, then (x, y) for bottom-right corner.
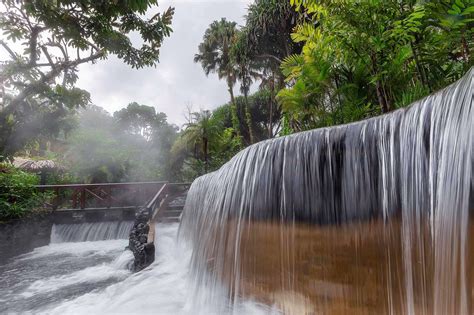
(208, 217), (473, 314)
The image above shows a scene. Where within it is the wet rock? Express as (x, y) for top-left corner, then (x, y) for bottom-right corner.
(128, 207), (155, 272)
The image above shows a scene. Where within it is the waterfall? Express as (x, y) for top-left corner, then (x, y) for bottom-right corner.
(51, 221), (134, 243)
(180, 68), (473, 313)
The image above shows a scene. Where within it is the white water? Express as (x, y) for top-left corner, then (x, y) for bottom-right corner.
(0, 223), (275, 314)
(51, 221), (134, 243)
(180, 68), (474, 313)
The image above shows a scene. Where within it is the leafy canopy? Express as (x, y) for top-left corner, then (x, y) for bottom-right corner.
(0, 0), (174, 108)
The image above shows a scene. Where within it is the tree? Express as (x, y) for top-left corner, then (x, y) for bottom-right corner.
(64, 106), (128, 183)
(230, 31), (261, 144)
(194, 19), (242, 138)
(0, 96), (78, 160)
(170, 106), (244, 181)
(0, 1), (174, 160)
(62, 103), (177, 183)
(233, 0), (302, 138)
(0, 0), (174, 108)
(244, 0), (301, 73)
(114, 102), (162, 141)
(228, 90), (282, 142)
(181, 110), (220, 172)
(113, 102), (178, 178)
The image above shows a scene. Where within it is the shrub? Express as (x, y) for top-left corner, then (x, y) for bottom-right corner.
(0, 163), (46, 221)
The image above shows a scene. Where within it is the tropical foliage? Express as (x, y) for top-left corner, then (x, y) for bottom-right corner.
(278, 0), (473, 131)
(0, 0), (174, 161)
(0, 163), (47, 220)
(177, 0), (473, 177)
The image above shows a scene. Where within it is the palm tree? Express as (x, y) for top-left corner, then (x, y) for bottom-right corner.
(194, 19), (241, 136)
(183, 110), (218, 172)
(232, 31), (262, 144)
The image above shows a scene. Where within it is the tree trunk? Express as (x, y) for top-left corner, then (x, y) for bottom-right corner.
(203, 137), (209, 172)
(371, 53), (391, 113)
(228, 83), (241, 138)
(461, 32), (470, 63)
(243, 91), (255, 144)
(376, 80), (390, 113)
(411, 39), (431, 92)
(268, 72), (277, 138)
(333, 72), (344, 124)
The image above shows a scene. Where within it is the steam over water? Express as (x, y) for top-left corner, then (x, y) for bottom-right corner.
(180, 69), (474, 313)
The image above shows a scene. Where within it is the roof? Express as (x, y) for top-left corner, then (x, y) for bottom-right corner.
(12, 157), (63, 172)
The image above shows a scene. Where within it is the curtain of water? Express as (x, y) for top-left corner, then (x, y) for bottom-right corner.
(51, 221), (133, 243)
(180, 69), (473, 314)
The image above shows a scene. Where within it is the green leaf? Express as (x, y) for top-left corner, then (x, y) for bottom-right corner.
(455, 0), (465, 9)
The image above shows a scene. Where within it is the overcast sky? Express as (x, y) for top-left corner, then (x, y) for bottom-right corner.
(76, 0), (252, 127)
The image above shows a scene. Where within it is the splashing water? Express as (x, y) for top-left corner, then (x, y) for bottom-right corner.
(0, 223), (273, 314)
(180, 69), (473, 313)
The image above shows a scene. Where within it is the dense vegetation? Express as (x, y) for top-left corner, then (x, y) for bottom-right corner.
(177, 0), (472, 176)
(279, 0), (473, 130)
(0, 0), (174, 160)
(0, 0), (174, 219)
(0, 0), (472, 219)
(0, 163), (47, 220)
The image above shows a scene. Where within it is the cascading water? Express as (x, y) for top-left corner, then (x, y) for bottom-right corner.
(180, 68), (473, 314)
(0, 71), (471, 314)
(51, 221), (134, 243)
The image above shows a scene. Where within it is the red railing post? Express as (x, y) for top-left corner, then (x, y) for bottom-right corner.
(107, 186), (112, 208)
(72, 189), (77, 209)
(53, 187), (59, 210)
(80, 188), (86, 209)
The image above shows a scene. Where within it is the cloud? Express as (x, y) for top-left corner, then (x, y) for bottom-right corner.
(76, 1), (251, 127)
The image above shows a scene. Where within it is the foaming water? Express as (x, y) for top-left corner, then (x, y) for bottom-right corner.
(51, 221), (134, 243)
(0, 239), (131, 313)
(180, 69), (474, 313)
(0, 224), (273, 314)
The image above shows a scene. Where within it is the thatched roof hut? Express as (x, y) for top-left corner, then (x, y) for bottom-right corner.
(12, 157), (63, 172)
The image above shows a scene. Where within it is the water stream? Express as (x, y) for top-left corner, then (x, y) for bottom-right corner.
(0, 223), (272, 314)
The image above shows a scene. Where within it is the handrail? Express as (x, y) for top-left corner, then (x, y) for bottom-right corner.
(145, 183), (169, 211)
(144, 182), (191, 244)
(36, 181), (168, 211)
(35, 181), (167, 189)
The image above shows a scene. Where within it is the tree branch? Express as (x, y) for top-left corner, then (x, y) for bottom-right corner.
(7, 50), (105, 108)
(255, 54), (283, 63)
(40, 46), (55, 68)
(28, 26), (44, 66)
(0, 40), (18, 60)
(45, 42), (69, 62)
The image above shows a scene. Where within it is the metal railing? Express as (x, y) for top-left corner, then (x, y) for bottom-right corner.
(144, 182), (191, 243)
(36, 181), (167, 210)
